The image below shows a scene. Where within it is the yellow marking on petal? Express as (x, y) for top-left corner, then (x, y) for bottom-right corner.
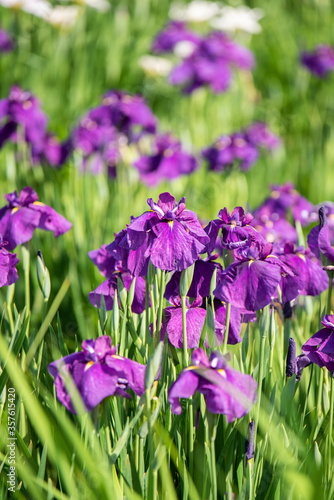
(266, 254), (278, 259)
(84, 361), (94, 371)
(33, 201), (45, 206)
(163, 148), (174, 158)
(112, 355), (124, 360)
(184, 365), (199, 372)
(248, 259), (255, 267)
(297, 253), (306, 262)
(11, 207), (19, 214)
(23, 100), (32, 110)
(218, 369), (226, 378)
(230, 221), (237, 228)
(168, 220), (174, 228)
(270, 190), (280, 199)
(234, 138), (246, 148)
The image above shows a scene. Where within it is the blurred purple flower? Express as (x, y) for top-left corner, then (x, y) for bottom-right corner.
(169, 31), (254, 94)
(0, 28), (14, 53)
(152, 21), (201, 54)
(301, 45), (334, 77)
(0, 187), (72, 250)
(0, 236), (19, 287)
(134, 133), (198, 186)
(31, 134), (72, 168)
(302, 315), (334, 372)
(48, 336), (146, 413)
(202, 134), (259, 172)
(245, 122), (281, 150)
(0, 85), (48, 151)
(168, 348), (257, 422)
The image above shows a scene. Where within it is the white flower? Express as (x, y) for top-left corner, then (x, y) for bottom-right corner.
(75, 0), (110, 12)
(0, 0), (52, 19)
(169, 1), (221, 23)
(210, 6), (264, 34)
(173, 40), (197, 58)
(139, 55), (172, 76)
(47, 6), (80, 29)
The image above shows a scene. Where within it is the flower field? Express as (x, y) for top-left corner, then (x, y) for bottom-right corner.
(0, 1), (334, 499)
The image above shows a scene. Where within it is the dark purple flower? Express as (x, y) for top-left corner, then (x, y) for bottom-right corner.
(245, 122), (281, 150)
(106, 227), (151, 278)
(134, 133), (198, 186)
(301, 45), (334, 77)
(302, 315), (334, 372)
(245, 421), (255, 461)
(202, 133), (259, 172)
(307, 206), (334, 263)
(0, 236), (19, 287)
(0, 28), (14, 53)
(286, 337), (311, 381)
(214, 241), (300, 311)
(0, 86), (48, 151)
(152, 21), (201, 54)
(88, 244), (118, 278)
(89, 272), (147, 314)
(168, 348), (257, 422)
(123, 192), (209, 273)
(204, 206), (263, 256)
(0, 187), (72, 250)
(162, 295), (241, 349)
(273, 242), (328, 296)
(48, 336), (146, 413)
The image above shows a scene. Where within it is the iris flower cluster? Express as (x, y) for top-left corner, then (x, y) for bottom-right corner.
(202, 122), (281, 173)
(46, 183), (334, 422)
(0, 186), (72, 288)
(152, 21), (254, 94)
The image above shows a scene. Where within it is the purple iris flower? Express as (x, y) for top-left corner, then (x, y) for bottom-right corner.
(0, 28), (14, 53)
(162, 295), (241, 349)
(273, 242), (328, 296)
(152, 21), (201, 54)
(0, 86), (48, 151)
(0, 236), (19, 287)
(88, 244), (118, 278)
(0, 187), (72, 250)
(301, 45), (334, 77)
(106, 227), (151, 278)
(214, 241), (300, 312)
(308, 206), (334, 263)
(169, 31), (254, 94)
(286, 337), (311, 381)
(204, 207), (263, 256)
(134, 133), (198, 186)
(302, 315), (334, 372)
(48, 336), (146, 413)
(202, 133), (259, 172)
(251, 201), (298, 244)
(123, 192), (209, 273)
(89, 272), (147, 314)
(165, 255), (222, 300)
(168, 348), (257, 422)
(245, 122), (281, 151)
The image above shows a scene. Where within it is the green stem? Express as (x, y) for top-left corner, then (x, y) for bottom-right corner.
(189, 398), (194, 477)
(181, 295), (188, 367)
(150, 284), (157, 348)
(157, 271), (165, 343)
(145, 277), (150, 346)
(22, 244), (30, 312)
(222, 302), (231, 354)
